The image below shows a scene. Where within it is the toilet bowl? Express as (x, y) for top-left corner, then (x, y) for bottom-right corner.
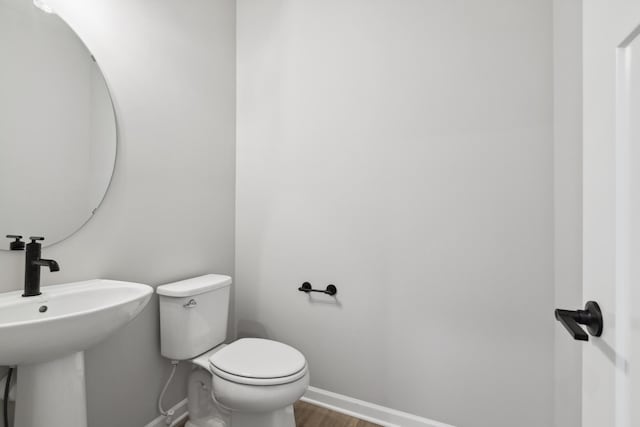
(157, 275), (309, 427)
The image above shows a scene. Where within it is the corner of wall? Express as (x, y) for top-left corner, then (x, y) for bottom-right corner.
(552, 1), (583, 427)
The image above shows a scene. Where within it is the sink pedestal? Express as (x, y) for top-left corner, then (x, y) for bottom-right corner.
(0, 280), (153, 426)
(14, 351), (87, 427)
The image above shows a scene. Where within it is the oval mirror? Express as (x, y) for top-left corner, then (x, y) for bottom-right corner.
(0, 0), (117, 249)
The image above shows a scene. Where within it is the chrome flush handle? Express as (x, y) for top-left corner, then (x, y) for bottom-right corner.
(183, 299), (197, 308)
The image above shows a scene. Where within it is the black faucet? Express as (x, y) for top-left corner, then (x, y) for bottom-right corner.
(6, 236), (60, 297)
(24, 237), (59, 297)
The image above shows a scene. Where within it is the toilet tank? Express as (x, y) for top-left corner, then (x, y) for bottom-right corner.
(157, 274), (232, 360)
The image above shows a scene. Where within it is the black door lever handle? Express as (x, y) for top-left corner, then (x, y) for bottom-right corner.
(554, 301), (603, 341)
(555, 309), (589, 341)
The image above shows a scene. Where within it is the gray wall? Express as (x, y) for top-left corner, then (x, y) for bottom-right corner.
(0, 0), (236, 425)
(553, 1), (582, 427)
(236, 1), (555, 426)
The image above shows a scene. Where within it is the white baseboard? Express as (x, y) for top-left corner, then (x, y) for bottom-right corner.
(143, 388), (454, 427)
(144, 398), (188, 427)
(302, 386), (455, 427)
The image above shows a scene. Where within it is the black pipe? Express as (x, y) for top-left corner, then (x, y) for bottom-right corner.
(3, 368), (13, 427)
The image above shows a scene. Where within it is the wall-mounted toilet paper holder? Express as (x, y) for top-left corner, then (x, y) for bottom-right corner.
(298, 282), (337, 296)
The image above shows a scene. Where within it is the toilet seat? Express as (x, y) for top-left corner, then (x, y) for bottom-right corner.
(209, 338), (307, 386)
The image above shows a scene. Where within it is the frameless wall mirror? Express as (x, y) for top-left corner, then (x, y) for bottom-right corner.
(0, 0), (117, 248)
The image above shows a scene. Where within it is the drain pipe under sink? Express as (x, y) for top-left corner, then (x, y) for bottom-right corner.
(1, 369), (16, 427)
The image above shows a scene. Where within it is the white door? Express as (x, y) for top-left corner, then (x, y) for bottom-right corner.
(583, 1), (640, 426)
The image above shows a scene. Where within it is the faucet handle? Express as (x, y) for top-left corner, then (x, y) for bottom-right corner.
(6, 235), (25, 250)
(29, 236), (45, 243)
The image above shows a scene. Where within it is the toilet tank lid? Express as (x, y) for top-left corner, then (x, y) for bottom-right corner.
(156, 274), (232, 297)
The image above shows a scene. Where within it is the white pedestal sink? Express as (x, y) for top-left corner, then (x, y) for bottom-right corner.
(0, 280), (153, 427)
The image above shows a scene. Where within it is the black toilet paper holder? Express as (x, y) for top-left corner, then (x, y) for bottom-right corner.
(298, 282), (337, 296)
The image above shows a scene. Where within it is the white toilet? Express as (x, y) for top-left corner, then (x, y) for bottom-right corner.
(157, 275), (309, 427)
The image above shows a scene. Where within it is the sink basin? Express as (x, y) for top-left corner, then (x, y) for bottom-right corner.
(0, 279), (153, 427)
(0, 279), (152, 366)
